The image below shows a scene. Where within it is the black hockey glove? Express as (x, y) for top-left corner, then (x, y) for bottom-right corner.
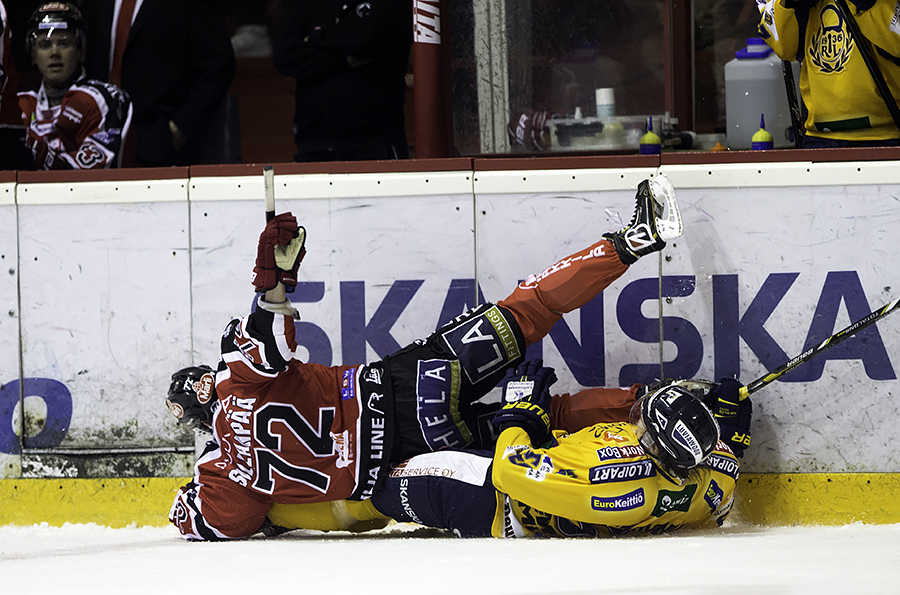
(704, 378), (752, 457)
(491, 359), (557, 444)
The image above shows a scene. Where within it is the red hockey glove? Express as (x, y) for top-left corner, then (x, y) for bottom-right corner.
(251, 213), (307, 293)
(491, 359), (557, 444)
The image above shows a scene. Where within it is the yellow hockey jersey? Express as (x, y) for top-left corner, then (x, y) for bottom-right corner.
(757, 0), (900, 141)
(491, 423), (738, 538)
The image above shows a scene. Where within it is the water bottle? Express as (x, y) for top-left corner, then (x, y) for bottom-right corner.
(725, 38), (798, 150)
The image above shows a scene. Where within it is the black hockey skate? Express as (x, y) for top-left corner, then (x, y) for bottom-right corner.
(603, 173), (682, 265)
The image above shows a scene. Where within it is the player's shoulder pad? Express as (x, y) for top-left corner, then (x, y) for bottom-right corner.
(78, 79), (131, 103)
(703, 440), (740, 480)
(72, 79), (128, 109)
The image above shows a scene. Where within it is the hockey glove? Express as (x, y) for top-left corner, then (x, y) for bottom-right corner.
(252, 213), (307, 293)
(704, 377), (752, 457)
(491, 359), (557, 444)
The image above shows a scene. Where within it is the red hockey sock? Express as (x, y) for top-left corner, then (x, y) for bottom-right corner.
(497, 239), (628, 345)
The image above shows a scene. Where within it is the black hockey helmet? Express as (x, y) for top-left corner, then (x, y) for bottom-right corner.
(26, 2), (87, 51)
(629, 384), (719, 470)
(166, 365), (217, 431)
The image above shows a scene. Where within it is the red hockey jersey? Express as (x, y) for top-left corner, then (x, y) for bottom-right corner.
(170, 306), (393, 540)
(18, 76), (131, 169)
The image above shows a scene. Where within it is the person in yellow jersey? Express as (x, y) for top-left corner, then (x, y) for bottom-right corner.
(260, 361), (749, 539)
(756, 0), (900, 147)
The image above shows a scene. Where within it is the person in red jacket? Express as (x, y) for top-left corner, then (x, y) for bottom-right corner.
(17, 2), (132, 170)
(167, 174), (686, 540)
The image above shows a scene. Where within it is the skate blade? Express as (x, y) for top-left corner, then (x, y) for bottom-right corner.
(649, 173), (683, 241)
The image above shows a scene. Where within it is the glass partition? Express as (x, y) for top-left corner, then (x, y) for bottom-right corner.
(447, 0), (759, 155)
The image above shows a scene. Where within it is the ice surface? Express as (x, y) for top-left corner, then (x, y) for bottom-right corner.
(1, 520), (899, 594)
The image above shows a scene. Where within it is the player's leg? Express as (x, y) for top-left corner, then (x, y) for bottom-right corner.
(498, 174), (682, 345)
(549, 386), (640, 433)
(369, 450), (498, 538)
(386, 302), (526, 461)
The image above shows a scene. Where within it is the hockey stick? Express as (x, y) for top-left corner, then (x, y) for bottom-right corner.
(739, 297), (900, 400)
(781, 60), (803, 148)
(264, 165), (275, 222)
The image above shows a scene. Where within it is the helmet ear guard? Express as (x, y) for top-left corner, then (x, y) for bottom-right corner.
(166, 366), (217, 432)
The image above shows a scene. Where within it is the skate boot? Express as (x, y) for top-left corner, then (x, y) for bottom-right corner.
(603, 173), (682, 265)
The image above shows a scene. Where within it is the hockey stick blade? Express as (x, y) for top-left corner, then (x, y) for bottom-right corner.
(264, 165), (275, 222)
(739, 297), (900, 400)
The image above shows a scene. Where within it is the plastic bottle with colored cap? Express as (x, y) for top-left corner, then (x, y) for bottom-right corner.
(639, 118), (661, 154)
(725, 38), (797, 149)
(751, 114), (774, 150)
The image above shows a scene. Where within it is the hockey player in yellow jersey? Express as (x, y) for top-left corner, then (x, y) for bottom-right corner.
(756, 0), (900, 146)
(487, 363), (741, 537)
(261, 362), (749, 538)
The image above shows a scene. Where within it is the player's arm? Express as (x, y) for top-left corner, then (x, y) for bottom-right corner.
(695, 445), (741, 527)
(227, 213), (306, 374)
(550, 385), (639, 432)
(50, 89), (117, 170)
(855, 0), (900, 55)
(489, 360), (589, 519)
(756, 0), (804, 61)
(19, 91), (104, 170)
(169, 443), (272, 540)
(492, 425), (587, 520)
(170, 480), (272, 541)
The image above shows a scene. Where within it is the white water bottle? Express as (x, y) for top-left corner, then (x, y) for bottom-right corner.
(725, 38), (798, 149)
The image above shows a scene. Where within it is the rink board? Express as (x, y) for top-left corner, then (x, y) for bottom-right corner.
(0, 160), (899, 527)
(0, 179), (19, 479)
(188, 170), (477, 369)
(1, 473), (898, 528)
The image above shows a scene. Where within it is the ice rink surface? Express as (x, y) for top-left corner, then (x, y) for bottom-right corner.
(2, 520), (899, 594)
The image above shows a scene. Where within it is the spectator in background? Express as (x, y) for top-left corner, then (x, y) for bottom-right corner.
(18, 2), (132, 170)
(273, 0), (412, 162)
(79, 0), (235, 167)
(757, 0), (900, 147)
(231, 0), (272, 58)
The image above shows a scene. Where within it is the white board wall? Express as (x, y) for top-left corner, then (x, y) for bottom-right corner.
(1, 161), (898, 477)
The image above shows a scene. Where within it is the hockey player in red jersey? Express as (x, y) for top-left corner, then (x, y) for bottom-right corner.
(168, 174), (686, 540)
(18, 3), (132, 170)
(262, 364), (751, 538)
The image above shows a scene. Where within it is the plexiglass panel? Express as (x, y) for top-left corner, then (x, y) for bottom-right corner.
(449, 0), (666, 155)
